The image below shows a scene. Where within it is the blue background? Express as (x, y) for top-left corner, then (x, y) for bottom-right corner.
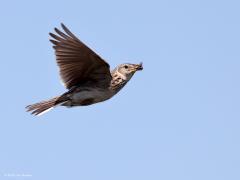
(0, 0), (240, 179)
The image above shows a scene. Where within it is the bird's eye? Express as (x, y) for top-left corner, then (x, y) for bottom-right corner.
(124, 65), (128, 69)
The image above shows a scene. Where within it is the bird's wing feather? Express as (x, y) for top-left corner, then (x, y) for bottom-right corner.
(49, 23), (112, 89)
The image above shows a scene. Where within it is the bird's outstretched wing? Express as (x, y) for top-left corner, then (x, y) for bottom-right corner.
(49, 23), (112, 89)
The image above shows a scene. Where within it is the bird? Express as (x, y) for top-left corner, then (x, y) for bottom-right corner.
(26, 23), (143, 116)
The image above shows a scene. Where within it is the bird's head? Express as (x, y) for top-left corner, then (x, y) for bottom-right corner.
(116, 62), (143, 80)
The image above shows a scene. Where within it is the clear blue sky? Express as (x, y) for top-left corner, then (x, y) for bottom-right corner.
(0, 0), (239, 179)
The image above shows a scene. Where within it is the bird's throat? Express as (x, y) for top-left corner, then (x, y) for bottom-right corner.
(110, 74), (128, 91)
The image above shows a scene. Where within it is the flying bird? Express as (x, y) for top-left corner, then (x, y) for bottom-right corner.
(26, 23), (143, 115)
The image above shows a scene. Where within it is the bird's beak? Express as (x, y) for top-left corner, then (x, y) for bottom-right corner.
(135, 62), (143, 71)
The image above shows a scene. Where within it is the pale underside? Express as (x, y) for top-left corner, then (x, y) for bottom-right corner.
(61, 87), (115, 107)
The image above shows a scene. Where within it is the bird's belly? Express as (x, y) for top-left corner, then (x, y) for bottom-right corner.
(69, 89), (113, 106)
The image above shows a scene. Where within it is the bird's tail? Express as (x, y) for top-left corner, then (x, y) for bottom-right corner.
(26, 96), (65, 116)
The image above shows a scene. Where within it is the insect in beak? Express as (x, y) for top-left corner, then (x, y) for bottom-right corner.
(135, 62), (143, 71)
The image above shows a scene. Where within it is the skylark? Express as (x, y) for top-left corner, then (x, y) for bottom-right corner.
(26, 24), (143, 115)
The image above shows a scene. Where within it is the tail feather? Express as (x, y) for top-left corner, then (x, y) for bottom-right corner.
(26, 96), (61, 116)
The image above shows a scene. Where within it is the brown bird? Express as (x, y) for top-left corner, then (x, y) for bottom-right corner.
(26, 23), (143, 116)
